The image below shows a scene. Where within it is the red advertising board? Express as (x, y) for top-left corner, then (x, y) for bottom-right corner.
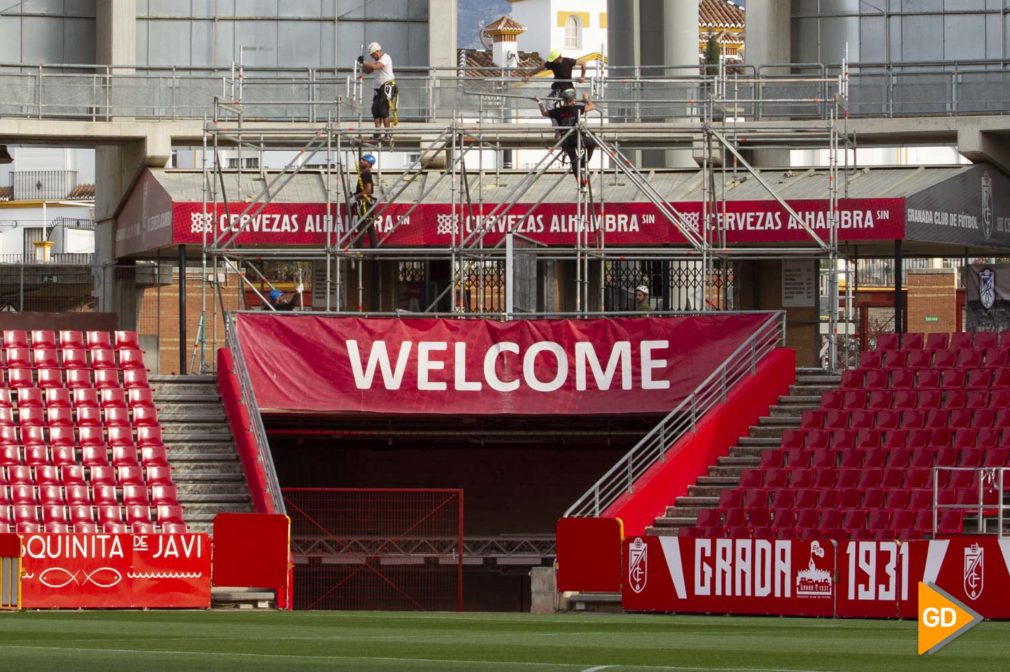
(170, 198), (906, 248)
(21, 533), (211, 609)
(623, 536), (1010, 620)
(234, 313), (771, 416)
(622, 536), (836, 617)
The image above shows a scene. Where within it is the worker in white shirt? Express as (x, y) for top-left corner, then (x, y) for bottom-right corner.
(358, 42), (398, 143)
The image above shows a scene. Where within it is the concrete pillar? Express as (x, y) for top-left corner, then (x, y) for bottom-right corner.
(607, 0), (640, 72)
(96, 0), (136, 69)
(746, 0), (791, 72)
(428, 0), (457, 69)
(746, 0), (792, 167)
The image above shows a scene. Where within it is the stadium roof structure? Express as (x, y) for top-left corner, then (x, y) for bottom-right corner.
(116, 163), (1010, 258)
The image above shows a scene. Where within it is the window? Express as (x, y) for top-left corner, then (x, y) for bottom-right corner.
(565, 15), (581, 50)
(227, 157), (260, 169)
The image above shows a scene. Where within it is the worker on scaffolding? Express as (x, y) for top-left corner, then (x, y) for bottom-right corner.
(358, 42), (397, 143)
(268, 288), (300, 311)
(634, 285), (651, 313)
(353, 154), (379, 247)
(523, 49), (586, 107)
(534, 89), (596, 192)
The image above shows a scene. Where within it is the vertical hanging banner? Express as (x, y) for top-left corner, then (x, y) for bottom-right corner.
(20, 533), (211, 609)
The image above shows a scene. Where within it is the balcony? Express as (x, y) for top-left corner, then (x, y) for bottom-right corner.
(10, 170), (78, 201)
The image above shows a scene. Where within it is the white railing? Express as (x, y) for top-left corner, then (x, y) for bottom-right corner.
(564, 311), (786, 518)
(224, 312), (286, 515)
(932, 466), (1010, 537)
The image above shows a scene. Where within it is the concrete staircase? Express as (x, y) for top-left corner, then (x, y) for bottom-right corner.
(646, 368), (840, 537)
(150, 375), (253, 533)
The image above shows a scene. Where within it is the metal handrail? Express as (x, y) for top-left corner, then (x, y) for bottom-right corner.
(564, 311), (786, 518)
(224, 312), (286, 515)
(932, 466), (1008, 537)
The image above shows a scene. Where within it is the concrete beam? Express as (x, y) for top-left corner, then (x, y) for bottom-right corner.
(957, 126), (1010, 174)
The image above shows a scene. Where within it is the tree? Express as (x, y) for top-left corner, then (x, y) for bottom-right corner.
(703, 34), (721, 76)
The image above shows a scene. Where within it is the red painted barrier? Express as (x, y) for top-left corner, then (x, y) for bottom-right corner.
(624, 535), (1010, 620)
(212, 513), (292, 610)
(606, 348), (796, 536)
(20, 533), (211, 609)
(556, 517), (624, 592)
(217, 348), (275, 514)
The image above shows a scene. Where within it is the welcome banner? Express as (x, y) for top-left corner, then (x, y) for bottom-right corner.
(234, 314), (773, 416)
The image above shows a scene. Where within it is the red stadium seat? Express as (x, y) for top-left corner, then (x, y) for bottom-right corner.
(0, 446), (17, 469)
(30, 330), (56, 349)
(91, 348), (117, 370)
(0, 426), (16, 449)
(830, 429), (855, 451)
(61, 465), (87, 486)
(3, 330), (28, 349)
(145, 466), (173, 486)
(124, 505), (151, 526)
(0, 408), (14, 428)
(79, 426), (106, 449)
(881, 350), (905, 369)
(800, 410), (824, 429)
(103, 407), (131, 429)
(85, 332), (112, 350)
(91, 486), (118, 507)
(65, 485), (91, 506)
(32, 467), (59, 489)
(950, 333), (974, 349)
(931, 350), (957, 369)
(61, 347), (89, 370)
(859, 351), (881, 368)
(81, 445), (109, 467)
(5, 347), (31, 368)
(39, 485), (65, 507)
(69, 504), (95, 525)
(967, 369), (993, 389)
(65, 369), (93, 389)
(99, 388), (126, 409)
(114, 331), (140, 350)
(44, 387), (71, 408)
(22, 426), (46, 450)
(13, 504), (38, 525)
(140, 445), (168, 467)
(16, 388), (42, 409)
(116, 466), (144, 485)
(50, 444), (75, 468)
(982, 348), (1007, 368)
(965, 390), (990, 409)
(864, 370), (889, 389)
(45, 406), (73, 428)
(0, 391), (12, 409)
(11, 485), (37, 505)
(976, 332), (998, 349)
(137, 426), (164, 448)
(107, 427), (135, 449)
(121, 485), (149, 506)
(821, 390), (844, 410)
(131, 406), (158, 427)
(96, 505), (123, 527)
(122, 368), (149, 389)
(905, 349), (931, 369)
(875, 334), (899, 351)
(32, 348), (59, 369)
(94, 369), (120, 389)
(111, 445), (139, 467)
(865, 390), (892, 410)
(892, 389), (917, 409)
(118, 349), (145, 370)
(161, 522), (187, 533)
(901, 333), (924, 350)
(7, 368), (34, 389)
(151, 485), (179, 506)
(127, 388), (155, 409)
(925, 333), (948, 351)
(74, 522), (98, 533)
(76, 405), (102, 428)
(18, 406), (44, 428)
(917, 370), (941, 389)
(88, 466), (116, 487)
(890, 369), (915, 389)
(58, 330), (84, 348)
(840, 370), (863, 389)
(36, 367), (63, 389)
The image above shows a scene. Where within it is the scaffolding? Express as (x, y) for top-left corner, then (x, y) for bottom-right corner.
(196, 60), (856, 370)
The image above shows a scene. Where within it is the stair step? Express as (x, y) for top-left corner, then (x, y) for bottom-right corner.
(789, 384), (837, 396)
(750, 426), (790, 439)
(727, 446), (766, 458)
(696, 475), (739, 486)
(173, 471), (247, 483)
(645, 526), (683, 537)
(768, 405), (807, 417)
(708, 465), (749, 478)
(757, 416), (801, 427)
(716, 456), (759, 467)
(738, 436), (782, 447)
(157, 405), (227, 422)
(688, 485), (731, 498)
(674, 495), (719, 507)
(178, 492), (252, 504)
(651, 516), (694, 527)
(795, 374), (841, 384)
(779, 394), (822, 404)
(664, 505), (709, 518)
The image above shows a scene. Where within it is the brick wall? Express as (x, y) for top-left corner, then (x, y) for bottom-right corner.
(907, 269), (958, 335)
(137, 269), (244, 374)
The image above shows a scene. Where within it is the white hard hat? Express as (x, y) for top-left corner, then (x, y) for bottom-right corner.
(635, 285), (650, 295)
(367, 42), (382, 55)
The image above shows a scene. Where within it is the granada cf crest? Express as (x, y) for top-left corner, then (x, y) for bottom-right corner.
(628, 537), (648, 594)
(979, 268), (996, 311)
(964, 543), (984, 601)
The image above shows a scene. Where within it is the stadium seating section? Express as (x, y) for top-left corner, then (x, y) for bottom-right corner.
(0, 330), (184, 533)
(682, 331), (1008, 540)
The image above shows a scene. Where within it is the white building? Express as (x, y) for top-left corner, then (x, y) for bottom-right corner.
(508, 0), (608, 61)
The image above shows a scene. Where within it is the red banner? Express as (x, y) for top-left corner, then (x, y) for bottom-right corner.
(21, 533), (211, 608)
(622, 536), (836, 616)
(623, 536), (1010, 619)
(234, 314), (771, 416)
(172, 198), (906, 248)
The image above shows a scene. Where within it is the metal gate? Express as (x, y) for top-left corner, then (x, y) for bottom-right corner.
(283, 488), (463, 611)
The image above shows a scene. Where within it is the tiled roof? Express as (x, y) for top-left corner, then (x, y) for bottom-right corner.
(700, 0), (744, 28)
(458, 49), (544, 78)
(67, 183), (95, 200)
(483, 16), (526, 35)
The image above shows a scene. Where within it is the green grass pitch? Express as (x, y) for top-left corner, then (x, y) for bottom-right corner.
(0, 611), (1006, 671)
